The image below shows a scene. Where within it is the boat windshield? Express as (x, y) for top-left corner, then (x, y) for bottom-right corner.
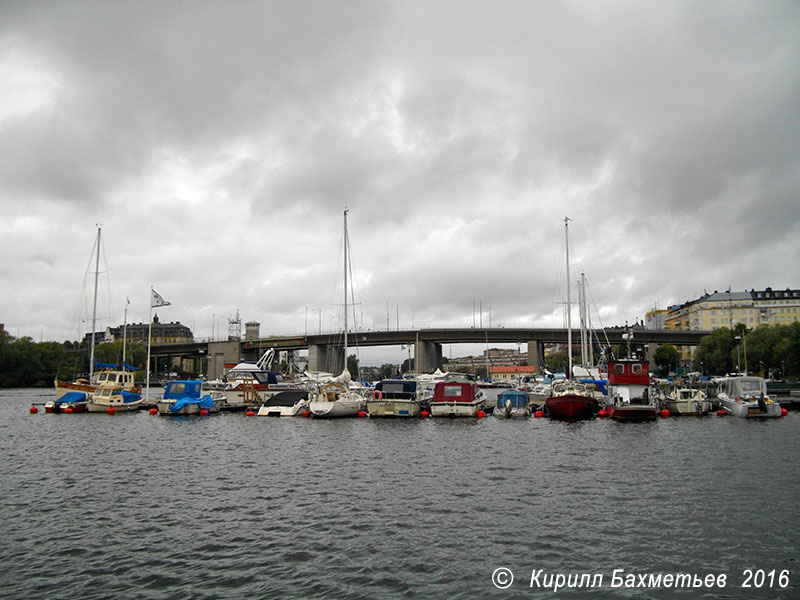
(732, 378), (766, 395)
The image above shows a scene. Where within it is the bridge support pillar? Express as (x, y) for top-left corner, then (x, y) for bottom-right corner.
(308, 344), (329, 372)
(646, 343), (658, 371)
(527, 341), (544, 372)
(207, 341), (240, 381)
(415, 340), (443, 373)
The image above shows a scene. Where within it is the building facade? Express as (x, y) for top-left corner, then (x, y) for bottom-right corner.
(665, 287), (800, 331)
(84, 314), (193, 345)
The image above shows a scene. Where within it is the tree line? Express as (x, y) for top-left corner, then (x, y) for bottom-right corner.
(1, 322), (798, 388)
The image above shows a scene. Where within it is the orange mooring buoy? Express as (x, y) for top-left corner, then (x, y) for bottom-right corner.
(476, 410), (485, 419)
(29, 406), (38, 414)
(199, 409), (209, 416)
(302, 410), (311, 418)
(534, 410), (544, 418)
(781, 408), (788, 417)
(149, 407), (157, 415)
(597, 409), (608, 418)
(717, 409), (727, 417)
(245, 410), (255, 417)
(420, 410), (430, 419)
(660, 409), (670, 418)
(106, 406), (115, 415)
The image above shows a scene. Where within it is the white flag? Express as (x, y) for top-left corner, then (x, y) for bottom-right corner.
(151, 289), (171, 308)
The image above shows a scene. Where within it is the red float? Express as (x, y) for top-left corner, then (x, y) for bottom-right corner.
(420, 410), (430, 419)
(199, 409), (209, 416)
(106, 406), (115, 415)
(29, 406), (38, 414)
(64, 407), (74, 414)
(781, 408), (788, 417)
(357, 410), (367, 418)
(149, 407), (158, 415)
(597, 409), (608, 418)
(534, 410), (544, 418)
(476, 410), (485, 419)
(245, 410), (255, 417)
(660, 409), (671, 418)
(717, 409), (727, 417)
(302, 410), (311, 418)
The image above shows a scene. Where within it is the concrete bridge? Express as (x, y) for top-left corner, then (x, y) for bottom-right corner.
(148, 327), (709, 379)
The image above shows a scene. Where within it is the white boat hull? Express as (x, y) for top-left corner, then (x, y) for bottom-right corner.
(430, 401), (483, 417)
(308, 399), (364, 418)
(720, 398), (781, 418)
(87, 399), (143, 413)
(366, 399), (421, 417)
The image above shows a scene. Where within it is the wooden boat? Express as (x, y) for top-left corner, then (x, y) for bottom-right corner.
(87, 386), (143, 413)
(157, 380), (225, 415)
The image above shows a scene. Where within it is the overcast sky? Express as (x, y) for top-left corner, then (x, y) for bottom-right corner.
(2, 1), (798, 365)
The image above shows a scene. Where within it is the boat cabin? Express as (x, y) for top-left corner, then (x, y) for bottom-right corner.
(432, 381), (476, 403)
(718, 376), (767, 400)
(607, 360), (650, 386)
(93, 368), (136, 387)
(496, 390), (529, 409)
(164, 380), (204, 400)
(375, 379), (418, 400)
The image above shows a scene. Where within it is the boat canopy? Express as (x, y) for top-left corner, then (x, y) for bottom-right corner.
(433, 381), (475, 403)
(579, 378), (608, 395)
(497, 390), (528, 408)
(168, 394), (215, 412)
(94, 360), (138, 371)
(163, 380), (204, 400)
(261, 390), (308, 406)
(58, 391), (87, 403)
(376, 379), (417, 399)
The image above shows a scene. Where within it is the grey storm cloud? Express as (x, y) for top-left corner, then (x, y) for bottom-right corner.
(1, 0), (798, 363)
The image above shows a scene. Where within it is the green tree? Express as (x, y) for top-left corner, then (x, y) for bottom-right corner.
(347, 353), (359, 380)
(653, 344), (679, 375)
(547, 351), (568, 373)
(693, 328), (735, 375)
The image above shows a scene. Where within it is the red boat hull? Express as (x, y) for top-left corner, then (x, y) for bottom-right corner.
(607, 404), (657, 421)
(545, 394), (596, 419)
(45, 401), (88, 414)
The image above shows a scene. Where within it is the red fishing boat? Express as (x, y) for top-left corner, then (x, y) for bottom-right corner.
(605, 358), (657, 421)
(545, 380), (599, 419)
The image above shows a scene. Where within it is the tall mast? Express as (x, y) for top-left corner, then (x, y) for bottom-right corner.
(89, 226), (101, 380)
(343, 209), (349, 369)
(565, 217), (572, 379)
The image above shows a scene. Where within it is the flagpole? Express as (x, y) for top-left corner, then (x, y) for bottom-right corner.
(146, 286), (153, 402)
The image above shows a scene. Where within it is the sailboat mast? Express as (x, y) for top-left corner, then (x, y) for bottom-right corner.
(343, 209), (349, 367)
(565, 218), (572, 379)
(89, 226), (101, 380)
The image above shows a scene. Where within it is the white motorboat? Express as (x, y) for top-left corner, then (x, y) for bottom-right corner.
(717, 376), (781, 418)
(662, 387), (710, 416)
(429, 381), (486, 417)
(366, 379), (428, 417)
(256, 390), (309, 417)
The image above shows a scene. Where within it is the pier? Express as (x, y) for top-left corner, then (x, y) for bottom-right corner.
(147, 327), (709, 379)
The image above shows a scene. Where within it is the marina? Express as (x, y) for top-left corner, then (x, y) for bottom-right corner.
(3, 387), (798, 599)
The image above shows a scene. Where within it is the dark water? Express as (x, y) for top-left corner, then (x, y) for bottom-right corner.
(1, 389), (798, 599)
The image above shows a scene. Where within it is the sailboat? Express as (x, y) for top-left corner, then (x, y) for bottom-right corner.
(307, 209), (366, 418)
(544, 218), (598, 420)
(50, 227), (140, 413)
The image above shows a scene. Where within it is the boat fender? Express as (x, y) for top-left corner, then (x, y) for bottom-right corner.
(372, 390), (383, 400)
